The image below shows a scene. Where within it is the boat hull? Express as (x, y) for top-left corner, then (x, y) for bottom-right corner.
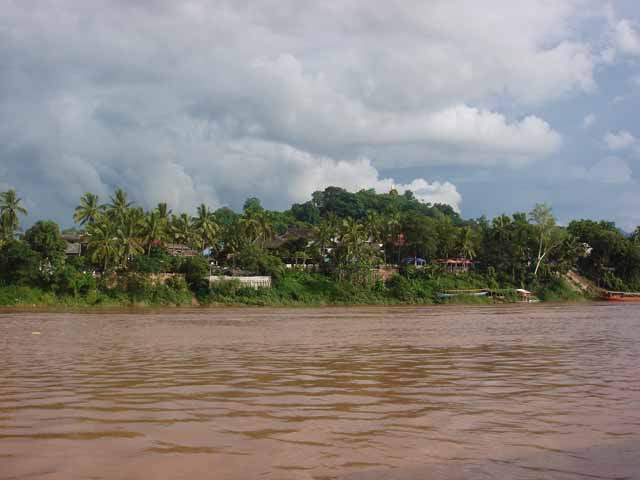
(602, 296), (640, 302)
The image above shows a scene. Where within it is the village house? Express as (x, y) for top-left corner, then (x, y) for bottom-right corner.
(62, 234), (83, 258)
(436, 258), (475, 274)
(166, 243), (198, 257)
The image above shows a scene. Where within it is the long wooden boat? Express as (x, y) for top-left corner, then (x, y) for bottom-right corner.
(602, 291), (640, 302)
(437, 289), (489, 299)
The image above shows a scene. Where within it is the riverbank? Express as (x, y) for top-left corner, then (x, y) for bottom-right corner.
(0, 273), (589, 308)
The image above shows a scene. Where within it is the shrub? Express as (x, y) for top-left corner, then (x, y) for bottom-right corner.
(180, 256), (210, 294)
(0, 240), (41, 286)
(165, 275), (188, 292)
(23, 220), (66, 269)
(0, 285), (54, 305)
(387, 274), (415, 302)
(536, 278), (584, 302)
(52, 265), (96, 297)
(236, 245), (285, 278)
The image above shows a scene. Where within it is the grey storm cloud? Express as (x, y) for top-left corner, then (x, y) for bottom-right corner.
(0, 0), (637, 227)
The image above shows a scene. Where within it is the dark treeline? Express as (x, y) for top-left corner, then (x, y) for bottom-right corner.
(1, 186), (639, 306)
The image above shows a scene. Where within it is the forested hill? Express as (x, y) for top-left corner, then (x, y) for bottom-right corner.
(288, 187), (461, 226)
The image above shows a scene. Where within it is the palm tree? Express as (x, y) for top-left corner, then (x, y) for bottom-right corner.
(86, 221), (120, 271)
(240, 210), (260, 244)
(170, 213), (194, 246)
(240, 209), (273, 246)
(155, 202), (171, 222)
(223, 224), (243, 268)
(0, 189), (27, 238)
(117, 208), (144, 267)
(142, 211), (165, 255)
(340, 218), (366, 264)
(255, 211), (274, 248)
(458, 226), (477, 260)
(193, 203), (220, 251)
(436, 217), (457, 259)
(386, 211), (401, 265)
(492, 214), (512, 243)
(364, 211), (382, 243)
(73, 192), (102, 225)
(313, 220), (336, 262)
(106, 188), (133, 222)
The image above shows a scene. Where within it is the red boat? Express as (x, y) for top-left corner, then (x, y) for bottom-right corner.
(602, 291), (640, 302)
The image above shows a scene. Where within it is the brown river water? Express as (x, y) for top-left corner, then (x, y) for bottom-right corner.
(1, 304), (639, 479)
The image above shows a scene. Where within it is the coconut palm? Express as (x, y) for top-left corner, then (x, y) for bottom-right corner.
(170, 213), (194, 246)
(385, 211), (402, 265)
(155, 202), (171, 222)
(117, 208), (144, 267)
(255, 211), (275, 247)
(86, 221), (120, 271)
(141, 212), (165, 255)
(193, 203), (220, 251)
(492, 214), (512, 243)
(0, 189), (28, 238)
(73, 192), (102, 225)
(313, 220), (336, 262)
(340, 218), (367, 264)
(106, 188), (133, 222)
(240, 209), (273, 246)
(240, 211), (260, 244)
(364, 211), (380, 239)
(223, 228), (243, 268)
(436, 217), (457, 259)
(458, 226), (477, 260)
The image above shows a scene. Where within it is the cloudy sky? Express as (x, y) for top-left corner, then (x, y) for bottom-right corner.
(2, 1), (640, 230)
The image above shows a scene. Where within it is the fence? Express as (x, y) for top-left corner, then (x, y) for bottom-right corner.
(209, 276), (272, 289)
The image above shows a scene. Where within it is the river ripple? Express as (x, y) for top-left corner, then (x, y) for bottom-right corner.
(1, 304), (639, 479)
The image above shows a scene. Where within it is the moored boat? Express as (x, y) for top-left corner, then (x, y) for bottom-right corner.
(601, 291), (640, 302)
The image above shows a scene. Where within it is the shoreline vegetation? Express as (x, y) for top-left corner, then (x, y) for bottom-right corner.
(0, 186), (637, 309)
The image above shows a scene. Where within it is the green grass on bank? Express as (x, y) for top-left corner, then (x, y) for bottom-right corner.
(0, 272), (587, 309)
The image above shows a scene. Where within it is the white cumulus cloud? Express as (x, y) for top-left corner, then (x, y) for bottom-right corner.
(615, 19), (640, 55)
(604, 131), (636, 150)
(0, 0), (623, 224)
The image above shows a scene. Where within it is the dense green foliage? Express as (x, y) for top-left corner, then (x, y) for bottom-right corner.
(1, 184), (637, 307)
(568, 220), (640, 290)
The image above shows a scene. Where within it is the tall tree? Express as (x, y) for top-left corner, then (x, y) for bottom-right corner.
(117, 208), (144, 267)
(529, 203), (563, 276)
(106, 188), (133, 223)
(155, 202), (172, 222)
(240, 209), (273, 247)
(73, 192), (102, 225)
(24, 220), (67, 271)
(170, 213), (194, 246)
(193, 203), (220, 251)
(0, 189), (28, 238)
(86, 221), (120, 271)
(457, 226), (477, 260)
(313, 220), (337, 263)
(339, 218), (367, 265)
(436, 217), (457, 259)
(142, 211), (165, 255)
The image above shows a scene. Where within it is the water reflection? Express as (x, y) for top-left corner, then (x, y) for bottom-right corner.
(1, 304), (639, 479)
